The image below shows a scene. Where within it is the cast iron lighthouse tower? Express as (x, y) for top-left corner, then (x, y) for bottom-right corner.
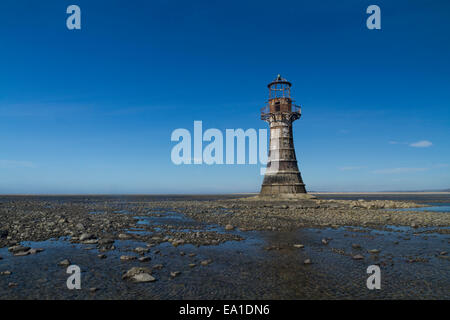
(260, 75), (307, 195)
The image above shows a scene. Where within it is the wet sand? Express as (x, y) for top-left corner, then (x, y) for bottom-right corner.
(0, 194), (449, 299)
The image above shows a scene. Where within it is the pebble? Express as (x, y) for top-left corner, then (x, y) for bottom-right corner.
(293, 244), (304, 248)
(351, 244), (361, 249)
(28, 248), (44, 254)
(321, 239), (329, 245)
(303, 259), (312, 265)
(170, 271), (181, 278)
(352, 254), (364, 260)
(98, 238), (114, 245)
(8, 245), (30, 254)
(79, 233), (95, 241)
(75, 223), (85, 230)
(1, 270), (12, 275)
(90, 287), (99, 293)
(134, 247), (150, 254)
(120, 255), (136, 261)
(200, 259), (212, 266)
(153, 264), (164, 270)
(225, 224), (234, 231)
(138, 256), (151, 262)
(189, 263), (197, 268)
(82, 239), (98, 244)
(98, 254), (107, 259)
(368, 249), (381, 254)
(58, 259), (71, 267)
(8, 282), (18, 288)
(14, 250), (30, 257)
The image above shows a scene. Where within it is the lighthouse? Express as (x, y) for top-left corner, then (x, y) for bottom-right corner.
(260, 75), (307, 195)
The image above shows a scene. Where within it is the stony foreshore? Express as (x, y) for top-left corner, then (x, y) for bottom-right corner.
(0, 195), (449, 299)
(145, 196), (449, 233)
(0, 196), (448, 251)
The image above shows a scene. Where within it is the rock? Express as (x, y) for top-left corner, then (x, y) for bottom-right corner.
(351, 244), (361, 249)
(8, 282), (18, 288)
(120, 255), (136, 261)
(153, 264), (164, 270)
(321, 239), (329, 245)
(14, 250), (30, 257)
(98, 238), (114, 245)
(225, 224), (234, 231)
(8, 245), (31, 254)
(368, 249), (381, 254)
(303, 259), (312, 265)
(75, 223), (85, 230)
(352, 254), (364, 260)
(79, 233), (95, 241)
(439, 251), (448, 256)
(58, 259), (71, 267)
(123, 266), (151, 278)
(98, 254), (107, 259)
(411, 223), (418, 228)
(293, 244), (304, 248)
(189, 263), (197, 268)
(200, 259), (212, 266)
(134, 247), (150, 254)
(90, 287), (99, 293)
(132, 273), (156, 283)
(188, 253), (196, 257)
(437, 255), (449, 260)
(82, 239), (98, 244)
(118, 233), (130, 240)
(122, 267), (155, 282)
(138, 256), (151, 262)
(1, 271), (12, 275)
(58, 218), (67, 224)
(28, 248), (44, 254)
(170, 271), (181, 278)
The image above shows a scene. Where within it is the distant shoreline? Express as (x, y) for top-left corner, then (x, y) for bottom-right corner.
(311, 192), (450, 195)
(0, 192), (449, 196)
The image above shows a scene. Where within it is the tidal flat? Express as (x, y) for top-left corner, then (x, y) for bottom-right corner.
(0, 194), (449, 299)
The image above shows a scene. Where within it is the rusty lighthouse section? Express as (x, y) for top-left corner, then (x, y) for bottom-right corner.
(260, 75), (307, 195)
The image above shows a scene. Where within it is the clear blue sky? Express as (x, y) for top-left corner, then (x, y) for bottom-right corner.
(0, 0), (449, 193)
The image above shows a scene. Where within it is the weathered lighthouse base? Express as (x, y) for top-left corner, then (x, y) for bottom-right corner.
(242, 193), (317, 201)
(260, 171), (308, 195)
(260, 183), (307, 195)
